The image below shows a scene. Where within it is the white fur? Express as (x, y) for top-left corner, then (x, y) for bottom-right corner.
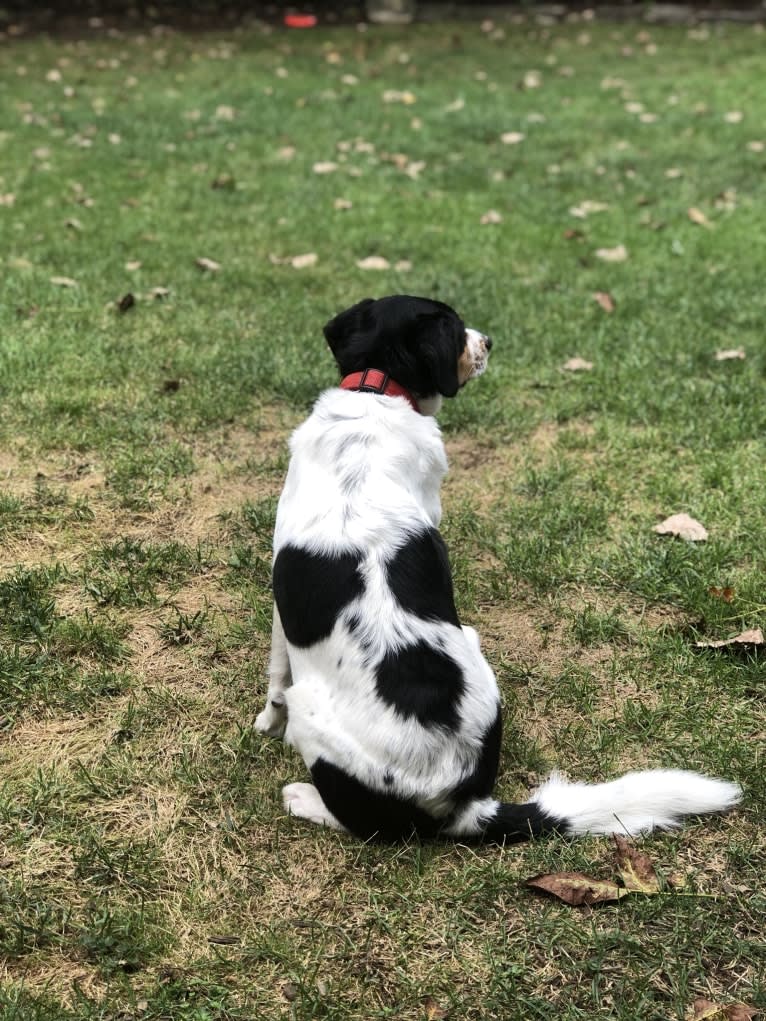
(529, 770), (743, 836)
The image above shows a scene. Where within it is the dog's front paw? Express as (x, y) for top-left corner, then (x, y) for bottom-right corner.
(254, 696), (287, 739)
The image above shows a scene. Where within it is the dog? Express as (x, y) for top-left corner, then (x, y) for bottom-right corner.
(254, 294), (741, 842)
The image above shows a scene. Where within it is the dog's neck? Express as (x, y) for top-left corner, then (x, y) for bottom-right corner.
(339, 370), (424, 415)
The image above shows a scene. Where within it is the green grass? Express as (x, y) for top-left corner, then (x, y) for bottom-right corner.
(1, 11), (765, 1020)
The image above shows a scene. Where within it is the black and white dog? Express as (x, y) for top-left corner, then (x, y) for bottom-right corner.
(255, 295), (741, 842)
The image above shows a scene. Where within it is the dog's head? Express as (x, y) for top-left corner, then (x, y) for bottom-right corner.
(323, 295), (492, 404)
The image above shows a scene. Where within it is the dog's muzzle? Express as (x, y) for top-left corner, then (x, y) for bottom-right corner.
(466, 329), (493, 379)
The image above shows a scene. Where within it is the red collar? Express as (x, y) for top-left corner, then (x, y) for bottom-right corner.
(339, 369), (420, 414)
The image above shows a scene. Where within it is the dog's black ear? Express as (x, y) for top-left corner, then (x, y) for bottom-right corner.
(416, 312), (464, 398)
(323, 299), (375, 359)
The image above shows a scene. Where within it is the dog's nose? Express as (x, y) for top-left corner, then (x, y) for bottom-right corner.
(484, 335), (493, 351)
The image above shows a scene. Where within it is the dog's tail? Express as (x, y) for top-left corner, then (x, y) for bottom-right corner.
(444, 769), (742, 843)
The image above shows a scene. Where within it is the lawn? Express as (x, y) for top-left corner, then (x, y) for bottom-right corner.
(0, 9), (765, 1020)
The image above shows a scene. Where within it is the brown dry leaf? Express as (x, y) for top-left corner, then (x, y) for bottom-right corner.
(570, 199), (609, 218)
(500, 131), (525, 145)
(382, 90), (417, 105)
(50, 276), (77, 287)
(480, 209), (503, 225)
(691, 997), (759, 1021)
(290, 253), (318, 269)
(357, 256), (390, 270)
(117, 293), (135, 313)
(563, 357), (593, 372)
(1, 192), (17, 206)
(423, 997), (448, 1020)
(653, 513), (708, 542)
(525, 871), (629, 907)
(613, 835), (661, 895)
(312, 161), (338, 174)
(334, 198), (353, 210)
(595, 244), (629, 262)
(125, 260), (142, 272)
(708, 586), (735, 603)
(195, 257), (221, 273)
(593, 291), (615, 313)
(715, 348), (746, 361)
(688, 206), (713, 228)
(694, 628), (764, 651)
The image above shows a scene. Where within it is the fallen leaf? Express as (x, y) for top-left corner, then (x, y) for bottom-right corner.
(595, 244), (629, 262)
(694, 628), (764, 650)
(215, 105), (236, 121)
(570, 200), (609, 218)
(281, 983), (299, 1002)
(708, 586), (735, 602)
(150, 286), (170, 299)
(0, 193), (16, 206)
(395, 260), (412, 272)
(334, 198), (353, 210)
(125, 260), (142, 272)
(613, 835), (660, 895)
(356, 256), (390, 270)
(117, 293), (135, 313)
(526, 871), (629, 907)
(445, 97), (465, 112)
(290, 252), (318, 269)
(480, 209), (503, 225)
(313, 161), (338, 174)
(691, 997), (759, 1021)
(50, 276), (77, 287)
(423, 997), (448, 1021)
(746, 140), (765, 153)
(723, 111), (744, 124)
(563, 357), (593, 372)
(382, 89), (416, 105)
(563, 228), (585, 241)
(211, 173), (236, 190)
(593, 291), (615, 313)
(500, 131), (525, 145)
(715, 348), (746, 361)
(653, 513), (708, 542)
(195, 257), (221, 272)
(522, 69), (542, 89)
(688, 207), (713, 228)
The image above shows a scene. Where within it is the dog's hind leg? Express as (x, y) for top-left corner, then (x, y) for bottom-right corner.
(283, 783), (348, 832)
(255, 604), (292, 738)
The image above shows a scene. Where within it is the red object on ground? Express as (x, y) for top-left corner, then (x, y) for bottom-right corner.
(284, 13), (317, 28)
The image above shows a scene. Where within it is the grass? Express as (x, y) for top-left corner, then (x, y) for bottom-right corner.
(1, 9), (765, 1019)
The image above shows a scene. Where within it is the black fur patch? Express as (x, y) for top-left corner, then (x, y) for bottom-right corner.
(311, 757), (441, 841)
(272, 545), (364, 648)
(453, 703), (502, 802)
(386, 529), (459, 625)
(375, 640), (464, 729)
(479, 802), (563, 844)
